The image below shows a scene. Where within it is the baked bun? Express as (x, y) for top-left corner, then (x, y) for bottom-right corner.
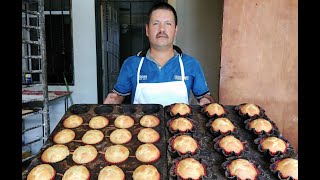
(114, 115), (134, 128)
(261, 137), (287, 154)
(240, 103), (260, 117)
(72, 145), (98, 164)
(27, 164), (56, 180)
(227, 159), (258, 180)
(135, 143), (160, 163)
(249, 118), (273, 134)
(218, 135), (244, 155)
(98, 165), (125, 180)
(41, 144), (69, 163)
(139, 115), (160, 127)
(62, 165), (90, 180)
(63, 115), (83, 128)
(176, 158), (205, 179)
(104, 145), (129, 164)
(170, 117), (193, 132)
(81, 130), (104, 144)
(53, 129), (75, 144)
(204, 103), (225, 117)
(89, 116), (109, 129)
(110, 128), (132, 144)
(211, 117), (235, 134)
(137, 128), (160, 143)
(170, 103), (191, 116)
(132, 165), (160, 180)
(275, 158), (298, 180)
(172, 134), (198, 154)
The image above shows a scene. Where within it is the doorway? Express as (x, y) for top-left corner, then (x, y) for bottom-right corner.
(96, 0), (164, 103)
(96, 0), (223, 103)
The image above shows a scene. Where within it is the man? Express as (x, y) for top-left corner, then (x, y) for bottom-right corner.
(104, 2), (214, 106)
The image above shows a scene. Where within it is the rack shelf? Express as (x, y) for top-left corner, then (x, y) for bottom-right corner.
(22, 0), (49, 163)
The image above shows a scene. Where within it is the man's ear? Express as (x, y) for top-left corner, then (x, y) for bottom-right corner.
(146, 24), (149, 37)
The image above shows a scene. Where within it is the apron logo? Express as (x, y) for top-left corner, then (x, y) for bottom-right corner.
(174, 75), (189, 81)
(139, 75), (148, 80)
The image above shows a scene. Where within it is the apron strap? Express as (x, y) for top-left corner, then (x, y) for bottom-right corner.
(178, 55), (185, 81)
(137, 57), (145, 85)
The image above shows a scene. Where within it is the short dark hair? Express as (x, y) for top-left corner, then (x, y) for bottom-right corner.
(147, 2), (178, 26)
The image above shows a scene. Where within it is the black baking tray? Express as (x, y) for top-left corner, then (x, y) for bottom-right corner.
(164, 105), (298, 180)
(22, 104), (168, 180)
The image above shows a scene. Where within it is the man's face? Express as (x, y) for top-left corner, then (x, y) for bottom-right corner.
(146, 9), (178, 49)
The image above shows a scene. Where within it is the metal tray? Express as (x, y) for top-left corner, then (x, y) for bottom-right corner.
(164, 105), (297, 180)
(22, 104), (168, 180)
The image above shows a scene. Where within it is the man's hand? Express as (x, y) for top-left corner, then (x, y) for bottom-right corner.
(199, 94), (214, 106)
(199, 97), (211, 106)
(103, 93), (125, 104)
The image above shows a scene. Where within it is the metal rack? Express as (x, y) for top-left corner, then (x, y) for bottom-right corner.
(22, 0), (49, 163)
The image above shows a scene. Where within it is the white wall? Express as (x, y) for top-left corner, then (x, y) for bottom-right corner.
(171, 0), (223, 102)
(49, 0), (98, 122)
(23, 0), (98, 154)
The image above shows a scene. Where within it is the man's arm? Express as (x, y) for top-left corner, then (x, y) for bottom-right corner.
(103, 93), (125, 104)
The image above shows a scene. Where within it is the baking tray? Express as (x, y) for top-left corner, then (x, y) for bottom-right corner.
(164, 105), (298, 180)
(22, 104), (168, 180)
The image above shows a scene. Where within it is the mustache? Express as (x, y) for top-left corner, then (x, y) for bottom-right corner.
(156, 32), (168, 38)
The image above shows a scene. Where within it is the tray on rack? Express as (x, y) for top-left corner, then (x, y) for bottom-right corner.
(22, 104), (168, 180)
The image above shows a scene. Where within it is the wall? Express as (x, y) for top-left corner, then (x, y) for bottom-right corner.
(23, 0), (98, 154)
(171, 0), (224, 102)
(49, 0), (98, 125)
(219, 0), (298, 151)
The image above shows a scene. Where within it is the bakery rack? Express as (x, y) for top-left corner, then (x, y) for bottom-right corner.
(22, 0), (50, 163)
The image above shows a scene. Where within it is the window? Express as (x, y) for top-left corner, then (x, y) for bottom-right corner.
(44, 0), (73, 85)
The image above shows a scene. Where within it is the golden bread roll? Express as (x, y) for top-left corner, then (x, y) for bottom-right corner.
(211, 117), (235, 134)
(139, 115), (160, 127)
(72, 145), (98, 164)
(275, 158), (298, 180)
(170, 117), (193, 132)
(170, 103), (191, 116)
(53, 129), (75, 144)
(114, 115), (134, 128)
(132, 165), (160, 180)
(81, 130), (104, 144)
(63, 115), (83, 128)
(104, 145), (129, 163)
(240, 103), (260, 117)
(41, 144), (69, 163)
(89, 116), (109, 129)
(137, 128), (160, 143)
(218, 135), (244, 155)
(204, 103), (225, 116)
(62, 165), (90, 180)
(172, 135), (198, 154)
(261, 137), (287, 154)
(98, 165), (125, 180)
(176, 158), (205, 179)
(249, 118), (273, 133)
(110, 128), (132, 144)
(135, 143), (160, 163)
(27, 164), (55, 180)
(228, 159), (258, 180)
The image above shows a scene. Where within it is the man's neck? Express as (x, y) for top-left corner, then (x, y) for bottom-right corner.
(149, 46), (175, 67)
